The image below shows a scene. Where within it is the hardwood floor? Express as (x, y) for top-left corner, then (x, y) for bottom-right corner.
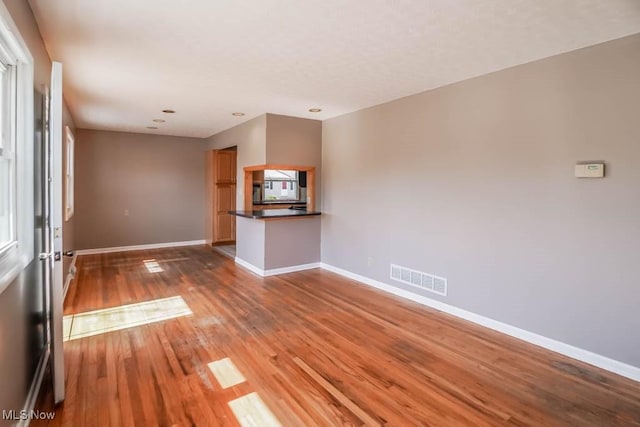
(33, 246), (640, 426)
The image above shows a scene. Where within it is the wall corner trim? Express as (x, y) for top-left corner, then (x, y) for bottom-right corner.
(319, 263), (640, 383)
(75, 240), (206, 255)
(234, 257), (320, 277)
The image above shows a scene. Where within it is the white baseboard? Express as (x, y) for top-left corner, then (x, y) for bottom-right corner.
(234, 257), (265, 276)
(20, 349), (50, 427)
(320, 263), (640, 383)
(234, 257), (320, 277)
(75, 240), (206, 255)
(63, 253), (77, 302)
(264, 262), (320, 277)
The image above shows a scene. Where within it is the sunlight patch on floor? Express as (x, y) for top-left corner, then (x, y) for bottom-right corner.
(63, 296), (192, 341)
(228, 392), (282, 427)
(208, 357), (246, 389)
(63, 315), (73, 338)
(143, 259), (163, 273)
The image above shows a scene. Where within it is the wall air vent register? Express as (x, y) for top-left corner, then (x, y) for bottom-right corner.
(390, 264), (447, 296)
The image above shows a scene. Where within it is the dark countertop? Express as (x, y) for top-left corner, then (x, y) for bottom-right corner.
(230, 209), (321, 219)
(253, 201), (306, 205)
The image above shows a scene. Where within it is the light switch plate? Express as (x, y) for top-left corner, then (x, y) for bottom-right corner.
(575, 163), (604, 178)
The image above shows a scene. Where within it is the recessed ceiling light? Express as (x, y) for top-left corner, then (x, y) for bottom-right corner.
(146, 126), (158, 129)
(308, 108), (322, 113)
(152, 119), (166, 123)
(232, 112), (245, 116)
(162, 109), (176, 114)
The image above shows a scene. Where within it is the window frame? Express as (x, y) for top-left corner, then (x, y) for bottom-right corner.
(0, 2), (35, 295)
(0, 36), (17, 255)
(64, 125), (74, 221)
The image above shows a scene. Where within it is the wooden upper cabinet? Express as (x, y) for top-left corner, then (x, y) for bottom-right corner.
(216, 150), (236, 183)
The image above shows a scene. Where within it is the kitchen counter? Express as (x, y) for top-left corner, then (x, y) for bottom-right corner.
(252, 201), (307, 206)
(230, 209), (321, 219)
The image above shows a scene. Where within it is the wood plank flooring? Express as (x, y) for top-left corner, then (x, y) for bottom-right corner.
(33, 246), (640, 426)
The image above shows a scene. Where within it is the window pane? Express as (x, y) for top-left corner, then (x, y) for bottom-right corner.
(0, 64), (4, 152)
(0, 157), (11, 247)
(262, 179), (299, 201)
(264, 169), (297, 180)
(64, 127), (75, 221)
(0, 63), (13, 248)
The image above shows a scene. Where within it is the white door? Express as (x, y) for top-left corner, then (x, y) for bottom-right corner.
(44, 61), (65, 404)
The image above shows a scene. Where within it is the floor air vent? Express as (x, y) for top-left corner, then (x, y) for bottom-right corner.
(390, 264), (447, 296)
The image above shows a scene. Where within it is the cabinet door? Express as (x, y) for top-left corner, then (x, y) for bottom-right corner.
(214, 184), (236, 243)
(216, 150), (236, 183)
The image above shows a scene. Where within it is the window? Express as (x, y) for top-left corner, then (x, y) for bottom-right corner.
(262, 169), (300, 201)
(64, 126), (74, 221)
(0, 2), (35, 293)
(0, 34), (17, 253)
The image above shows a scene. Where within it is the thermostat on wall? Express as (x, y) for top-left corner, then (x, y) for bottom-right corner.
(575, 163), (604, 178)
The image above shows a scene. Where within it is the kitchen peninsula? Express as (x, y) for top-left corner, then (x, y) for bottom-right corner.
(229, 163), (321, 276)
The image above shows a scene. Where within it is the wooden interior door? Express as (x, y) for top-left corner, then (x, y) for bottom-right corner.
(207, 149), (236, 245)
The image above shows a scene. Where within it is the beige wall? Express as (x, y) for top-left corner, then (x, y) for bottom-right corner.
(266, 114), (322, 166)
(74, 129), (206, 249)
(322, 34), (640, 367)
(235, 217), (266, 269)
(264, 217), (321, 269)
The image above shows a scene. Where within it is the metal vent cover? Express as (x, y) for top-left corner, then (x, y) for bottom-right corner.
(390, 264), (447, 296)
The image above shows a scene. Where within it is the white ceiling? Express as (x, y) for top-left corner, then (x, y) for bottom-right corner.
(28, 0), (640, 138)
